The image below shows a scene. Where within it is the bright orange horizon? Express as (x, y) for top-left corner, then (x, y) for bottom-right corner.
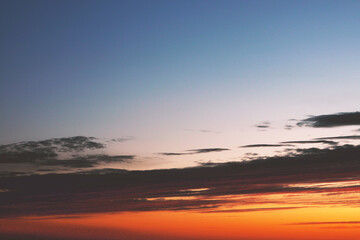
(2, 207), (360, 240)
(2, 183), (360, 240)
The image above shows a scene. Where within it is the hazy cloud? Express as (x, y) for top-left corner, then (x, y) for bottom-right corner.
(184, 129), (220, 134)
(284, 124), (294, 130)
(108, 137), (135, 143)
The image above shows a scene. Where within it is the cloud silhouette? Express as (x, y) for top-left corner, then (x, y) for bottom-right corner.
(297, 111), (360, 128)
(253, 121), (271, 130)
(315, 135), (360, 140)
(160, 148), (229, 156)
(240, 144), (290, 148)
(187, 148), (229, 153)
(0, 137), (134, 171)
(281, 140), (338, 145)
(2, 144), (360, 218)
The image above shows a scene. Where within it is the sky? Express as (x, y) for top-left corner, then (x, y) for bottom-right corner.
(1, 0), (360, 240)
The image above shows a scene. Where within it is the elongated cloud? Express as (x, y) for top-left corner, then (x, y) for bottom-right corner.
(281, 140), (337, 145)
(160, 148), (229, 156)
(315, 135), (360, 140)
(297, 111), (360, 128)
(240, 144), (290, 148)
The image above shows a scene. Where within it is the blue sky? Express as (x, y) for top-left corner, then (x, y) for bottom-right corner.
(1, 1), (360, 167)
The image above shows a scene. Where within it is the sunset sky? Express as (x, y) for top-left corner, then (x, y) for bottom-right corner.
(1, 1), (360, 240)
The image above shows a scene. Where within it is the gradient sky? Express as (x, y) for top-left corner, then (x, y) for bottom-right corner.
(2, 0), (360, 144)
(2, 1), (360, 240)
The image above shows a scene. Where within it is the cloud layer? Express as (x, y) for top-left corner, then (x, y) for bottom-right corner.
(2, 144), (360, 218)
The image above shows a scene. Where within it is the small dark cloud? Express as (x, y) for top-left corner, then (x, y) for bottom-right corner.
(160, 148), (229, 156)
(297, 111), (360, 128)
(240, 144), (290, 148)
(187, 148), (229, 154)
(255, 125), (270, 129)
(315, 135), (360, 140)
(160, 152), (187, 156)
(284, 124), (294, 130)
(281, 140), (338, 145)
(255, 121), (271, 130)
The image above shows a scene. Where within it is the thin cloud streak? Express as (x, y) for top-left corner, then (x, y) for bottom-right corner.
(160, 148), (229, 156)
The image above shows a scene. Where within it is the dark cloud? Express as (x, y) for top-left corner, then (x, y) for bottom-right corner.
(315, 135), (360, 140)
(0, 136), (105, 163)
(159, 152), (188, 156)
(241, 139), (338, 149)
(297, 111), (360, 128)
(2, 144), (360, 218)
(187, 148), (229, 154)
(240, 144), (290, 148)
(281, 140), (338, 145)
(0, 137), (134, 171)
(255, 125), (269, 128)
(255, 121), (271, 130)
(160, 148), (229, 156)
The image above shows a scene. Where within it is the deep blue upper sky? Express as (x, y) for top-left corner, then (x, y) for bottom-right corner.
(1, 0), (360, 148)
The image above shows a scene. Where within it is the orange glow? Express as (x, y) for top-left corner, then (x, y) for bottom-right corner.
(1, 193), (360, 240)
